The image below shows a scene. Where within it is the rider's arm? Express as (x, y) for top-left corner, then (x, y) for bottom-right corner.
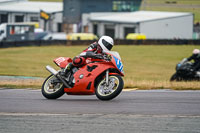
(84, 51), (103, 59)
(187, 54), (198, 61)
(80, 42), (104, 59)
(187, 55), (193, 61)
(79, 42), (98, 56)
(72, 43), (101, 67)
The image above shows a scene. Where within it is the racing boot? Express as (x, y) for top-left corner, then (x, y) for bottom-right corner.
(60, 63), (73, 76)
(195, 71), (200, 78)
(64, 63), (73, 74)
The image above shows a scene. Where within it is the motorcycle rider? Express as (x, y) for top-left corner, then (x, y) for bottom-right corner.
(64, 35), (114, 73)
(186, 49), (200, 76)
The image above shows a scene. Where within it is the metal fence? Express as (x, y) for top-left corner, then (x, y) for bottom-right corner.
(1, 39), (200, 48)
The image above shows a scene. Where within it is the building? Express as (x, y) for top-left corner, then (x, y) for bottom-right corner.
(83, 11), (193, 39)
(63, 0), (142, 23)
(0, 0), (63, 32)
(63, 0), (142, 33)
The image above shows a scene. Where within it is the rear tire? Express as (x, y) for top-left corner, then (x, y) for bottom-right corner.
(42, 74), (65, 99)
(95, 75), (124, 101)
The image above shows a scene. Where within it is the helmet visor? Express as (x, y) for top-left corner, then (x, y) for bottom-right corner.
(102, 39), (113, 51)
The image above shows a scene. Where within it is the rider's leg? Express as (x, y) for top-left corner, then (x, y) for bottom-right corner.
(193, 62), (200, 77)
(63, 56), (85, 74)
(64, 63), (73, 74)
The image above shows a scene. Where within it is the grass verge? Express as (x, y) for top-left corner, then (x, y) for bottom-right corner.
(0, 79), (44, 89)
(124, 79), (200, 90)
(1, 79), (200, 90)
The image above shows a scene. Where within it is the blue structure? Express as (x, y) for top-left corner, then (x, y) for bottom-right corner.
(63, 0), (142, 23)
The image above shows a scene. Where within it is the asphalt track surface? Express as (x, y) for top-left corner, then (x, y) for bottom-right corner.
(0, 89), (200, 133)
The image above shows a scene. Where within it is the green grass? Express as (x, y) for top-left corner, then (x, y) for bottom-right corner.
(0, 45), (81, 77)
(0, 45), (200, 90)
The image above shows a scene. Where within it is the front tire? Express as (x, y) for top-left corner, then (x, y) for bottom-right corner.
(170, 73), (183, 81)
(95, 75), (124, 101)
(42, 74), (65, 99)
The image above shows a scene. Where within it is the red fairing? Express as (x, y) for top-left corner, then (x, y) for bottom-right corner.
(64, 61), (116, 95)
(54, 57), (72, 68)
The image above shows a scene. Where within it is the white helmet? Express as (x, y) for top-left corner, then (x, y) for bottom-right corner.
(98, 36), (114, 52)
(193, 49), (200, 54)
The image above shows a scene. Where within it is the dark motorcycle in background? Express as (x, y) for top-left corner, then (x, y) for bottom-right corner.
(170, 58), (200, 81)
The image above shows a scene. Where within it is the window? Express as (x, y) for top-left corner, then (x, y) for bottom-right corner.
(30, 16), (39, 22)
(0, 14), (8, 24)
(57, 23), (62, 32)
(9, 26), (15, 35)
(14, 26), (21, 34)
(9, 26), (22, 35)
(9, 25), (34, 35)
(15, 15), (24, 22)
(105, 25), (115, 39)
(112, 0), (139, 12)
(124, 27), (135, 38)
(93, 24), (98, 35)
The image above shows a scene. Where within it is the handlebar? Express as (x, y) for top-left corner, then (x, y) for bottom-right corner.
(179, 58), (188, 64)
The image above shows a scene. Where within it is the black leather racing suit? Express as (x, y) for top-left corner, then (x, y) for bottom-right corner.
(187, 53), (200, 71)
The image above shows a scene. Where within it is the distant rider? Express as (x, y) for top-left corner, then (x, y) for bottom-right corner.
(186, 49), (200, 72)
(64, 36), (114, 72)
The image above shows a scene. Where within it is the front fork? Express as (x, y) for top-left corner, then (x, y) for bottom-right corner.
(106, 69), (109, 86)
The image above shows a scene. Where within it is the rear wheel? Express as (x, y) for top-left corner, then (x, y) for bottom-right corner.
(95, 75), (124, 101)
(42, 74), (65, 99)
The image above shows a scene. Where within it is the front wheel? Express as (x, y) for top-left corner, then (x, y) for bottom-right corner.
(42, 74), (65, 99)
(95, 75), (124, 101)
(170, 73), (183, 81)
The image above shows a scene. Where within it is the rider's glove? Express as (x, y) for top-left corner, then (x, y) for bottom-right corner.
(106, 54), (112, 61)
(95, 54), (104, 59)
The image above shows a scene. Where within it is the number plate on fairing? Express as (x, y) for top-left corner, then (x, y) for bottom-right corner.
(113, 56), (124, 74)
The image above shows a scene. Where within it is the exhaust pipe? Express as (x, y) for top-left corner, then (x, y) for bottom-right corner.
(46, 65), (58, 75)
(46, 65), (71, 88)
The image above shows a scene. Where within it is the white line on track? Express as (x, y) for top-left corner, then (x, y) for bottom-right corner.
(0, 112), (200, 118)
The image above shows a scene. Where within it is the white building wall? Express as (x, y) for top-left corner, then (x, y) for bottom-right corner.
(4, 12), (61, 32)
(140, 15), (193, 39)
(115, 24), (120, 39)
(86, 12), (193, 39)
(98, 23), (104, 37)
(7, 13), (37, 23)
(88, 22), (93, 33)
(51, 12), (62, 32)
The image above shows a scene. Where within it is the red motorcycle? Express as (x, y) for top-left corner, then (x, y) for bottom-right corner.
(41, 51), (124, 100)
